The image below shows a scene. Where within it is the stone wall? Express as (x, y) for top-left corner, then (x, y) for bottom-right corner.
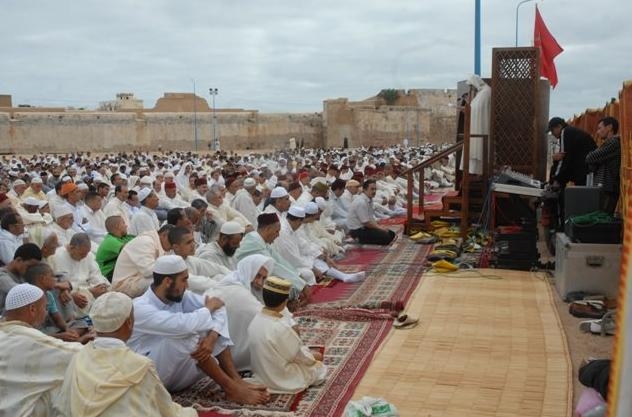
(0, 89), (456, 153)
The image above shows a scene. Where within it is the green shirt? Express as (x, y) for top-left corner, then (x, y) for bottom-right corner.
(96, 233), (135, 281)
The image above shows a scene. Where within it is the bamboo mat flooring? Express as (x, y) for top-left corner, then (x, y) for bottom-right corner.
(352, 269), (572, 417)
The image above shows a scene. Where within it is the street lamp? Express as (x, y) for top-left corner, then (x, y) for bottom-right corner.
(192, 79), (198, 151)
(515, 0), (536, 47)
(209, 88), (219, 151)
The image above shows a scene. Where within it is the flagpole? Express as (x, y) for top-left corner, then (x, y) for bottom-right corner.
(474, 0), (481, 75)
(515, 0), (536, 46)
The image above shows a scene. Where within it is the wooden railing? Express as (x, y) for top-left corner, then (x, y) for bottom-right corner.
(401, 99), (490, 237)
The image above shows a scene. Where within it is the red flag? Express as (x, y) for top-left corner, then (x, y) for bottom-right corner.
(534, 5), (563, 88)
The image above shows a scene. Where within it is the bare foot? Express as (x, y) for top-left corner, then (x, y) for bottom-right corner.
(225, 385), (270, 405)
(240, 380), (268, 391)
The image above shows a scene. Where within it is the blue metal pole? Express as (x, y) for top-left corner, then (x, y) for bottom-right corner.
(474, 0), (481, 75)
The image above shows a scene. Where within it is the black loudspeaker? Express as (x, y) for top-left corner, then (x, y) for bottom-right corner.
(564, 186), (601, 221)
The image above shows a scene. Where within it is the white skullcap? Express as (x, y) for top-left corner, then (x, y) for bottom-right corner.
(137, 187), (152, 202)
(164, 172), (175, 178)
(22, 197), (42, 207)
(220, 221), (245, 235)
(31, 177), (43, 184)
(77, 183), (89, 191)
(90, 292), (133, 333)
(5, 283), (44, 311)
(153, 254), (188, 275)
(140, 176), (154, 185)
(304, 202), (319, 215)
(61, 175), (72, 182)
(288, 205), (305, 218)
(315, 196), (327, 211)
(243, 178), (257, 188)
(54, 204), (74, 219)
(118, 173), (128, 180)
(270, 186), (288, 199)
(13, 179), (26, 186)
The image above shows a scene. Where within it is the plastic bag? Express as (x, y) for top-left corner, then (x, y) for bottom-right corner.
(344, 396), (398, 417)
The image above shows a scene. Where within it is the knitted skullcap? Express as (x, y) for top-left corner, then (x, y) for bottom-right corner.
(5, 283), (44, 311)
(90, 292), (133, 333)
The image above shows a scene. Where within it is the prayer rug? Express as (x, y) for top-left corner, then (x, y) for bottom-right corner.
(173, 315), (393, 417)
(303, 242), (431, 312)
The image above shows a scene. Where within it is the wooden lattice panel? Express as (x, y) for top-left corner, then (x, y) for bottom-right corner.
(490, 47), (546, 179)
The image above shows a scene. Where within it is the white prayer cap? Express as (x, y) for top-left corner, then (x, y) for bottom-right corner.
(164, 171), (175, 178)
(118, 173), (128, 180)
(220, 221), (245, 235)
(304, 202), (319, 215)
(243, 178), (257, 188)
(90, 292), (133, 333)
(5, 283), (44, 311)
(22, 197), (42, 207)
(288, 205), (305, 218)
(140, 175), (154, 185)
(77, 183), (89, 191)
(61, 175), (72, 182)
(270, 186), (288, 199)
(13, 179), (26, 186)
(315, 197), (327, 211)
(31, 176), (43, 184)
(53, 204), (74, 219)
(153, 254), (188, 275)
(137, 187), (152, 202)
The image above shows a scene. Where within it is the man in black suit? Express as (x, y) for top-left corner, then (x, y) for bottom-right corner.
(547, 117), (597, 228)
(548, 117), (597, 187)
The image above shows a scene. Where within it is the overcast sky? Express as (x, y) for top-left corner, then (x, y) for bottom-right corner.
(2, 0), (630, 119)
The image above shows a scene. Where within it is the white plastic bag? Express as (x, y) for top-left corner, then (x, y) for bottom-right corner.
(344, 396), (399, 417)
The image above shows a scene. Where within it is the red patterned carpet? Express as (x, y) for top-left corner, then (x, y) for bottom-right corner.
(173, 238), (430, 416)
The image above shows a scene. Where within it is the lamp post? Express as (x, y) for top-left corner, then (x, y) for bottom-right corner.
(209, 88), (219, 151)
(515, 0), (536, 46)
(192, 79), (198, 152)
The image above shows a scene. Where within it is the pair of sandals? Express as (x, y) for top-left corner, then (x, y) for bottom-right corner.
(579, 311), (616, 336)
(393, 313), (419, 330)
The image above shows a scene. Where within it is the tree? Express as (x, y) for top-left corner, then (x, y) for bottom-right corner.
(378, 89), (399, 105)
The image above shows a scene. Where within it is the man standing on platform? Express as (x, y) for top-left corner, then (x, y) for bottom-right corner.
(548, 117), (597, 227)
(586, 116), (621, 215)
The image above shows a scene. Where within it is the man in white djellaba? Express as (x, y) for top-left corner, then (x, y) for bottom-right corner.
(248, 276), (327, 394)
(127, 255), (269, 405)
(0, 283), (82, 417)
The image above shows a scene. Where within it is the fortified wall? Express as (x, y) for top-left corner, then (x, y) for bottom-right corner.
(0, 90), (456, 153)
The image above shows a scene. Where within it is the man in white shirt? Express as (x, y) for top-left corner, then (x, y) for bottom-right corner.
(103, 185), (130, 227)
(196, 221), (244, 271)
(231, 178), (260, 227)
(78, 192), (107, 244)
(49, 233), (111, 317)
(0, 212), (25, 266)
(129, 188), (160, 236)
(347, 179), (396, 245)
(0, 284), (82, 417)
(128, 255), (269, 404)
(248, 277), (326, 393)
(168, 227), (230, 294)
(55, 292), (197, 417)
(206, 185), (252, 235)
(112, 224), (174, 298)
(158, 182), (188, 210)
(263, 186), (291, 217)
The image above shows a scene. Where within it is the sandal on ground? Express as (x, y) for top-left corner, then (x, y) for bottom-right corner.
(393, 314), (419, 329)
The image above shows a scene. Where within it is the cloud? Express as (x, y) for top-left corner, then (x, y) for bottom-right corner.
(2, 0), (630, 118)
